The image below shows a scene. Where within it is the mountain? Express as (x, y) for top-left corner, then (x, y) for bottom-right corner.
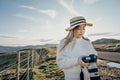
(92, 38), (120, 44)
(1, 38), (120, 53)
(0, 44), (57, 53)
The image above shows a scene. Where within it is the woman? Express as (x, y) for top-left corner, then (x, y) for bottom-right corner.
(56, 16), (101, 80)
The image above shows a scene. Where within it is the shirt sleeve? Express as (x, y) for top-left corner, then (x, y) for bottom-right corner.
(56, 39), (79, 69)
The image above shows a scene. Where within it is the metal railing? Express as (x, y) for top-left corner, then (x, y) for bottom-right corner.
(0, 48), (48, 80)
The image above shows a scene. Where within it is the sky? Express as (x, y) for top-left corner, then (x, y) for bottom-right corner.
(0, 0), (120, 46)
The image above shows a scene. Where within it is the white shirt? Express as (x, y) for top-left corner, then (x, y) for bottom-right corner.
(56, 37), (97, 80)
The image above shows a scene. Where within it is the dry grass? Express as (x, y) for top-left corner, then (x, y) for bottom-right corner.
(94, 43), (120, 52)
(1, 47), (120, 80)
(44, 48), (120, 80)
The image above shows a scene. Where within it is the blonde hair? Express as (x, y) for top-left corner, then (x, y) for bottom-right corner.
(60, 26), (90, 51)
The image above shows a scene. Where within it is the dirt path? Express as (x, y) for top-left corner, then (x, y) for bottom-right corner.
(98, 51), (120, 63)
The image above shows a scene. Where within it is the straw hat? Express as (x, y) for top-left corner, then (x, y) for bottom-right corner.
(66, 16), (93, 31)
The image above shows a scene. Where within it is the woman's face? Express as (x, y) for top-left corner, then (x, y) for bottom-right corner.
(77, 24), (86, 38)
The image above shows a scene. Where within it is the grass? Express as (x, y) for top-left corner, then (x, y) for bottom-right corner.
(33, 48), (120, 80)
(94, 43), (120, 52)
(33, 57), (64, 80)
(0, 47), (120, 80)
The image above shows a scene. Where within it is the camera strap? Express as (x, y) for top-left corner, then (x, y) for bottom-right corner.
(80, 67), (84, 80)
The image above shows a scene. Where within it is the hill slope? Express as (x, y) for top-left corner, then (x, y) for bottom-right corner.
(0, 44), (57, 53)
(92, 38), (120, 44)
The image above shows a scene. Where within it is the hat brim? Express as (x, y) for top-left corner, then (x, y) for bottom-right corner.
(65, 23), (93, 31)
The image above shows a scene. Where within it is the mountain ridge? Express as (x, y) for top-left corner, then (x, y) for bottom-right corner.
(92, 38), (120, 44)
(0, 38), (120, 53)
(0, 44), (57, 53)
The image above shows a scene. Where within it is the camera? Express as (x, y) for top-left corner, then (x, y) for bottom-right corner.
(82, 54), (97, 63)
(81, 54), (101, 80)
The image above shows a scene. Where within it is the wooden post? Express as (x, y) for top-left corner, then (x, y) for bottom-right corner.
(37, 53), (39, 65)
(31, 50), (34, 69)
(39, 49), (42, 62)
(38, 54), (40, 65)
(27, 50), (30, 80)
(42, 49), (45, 62)
(16, 51), (20, 80)
(35, 52), (37, 65)
(36, 53), (38, 65)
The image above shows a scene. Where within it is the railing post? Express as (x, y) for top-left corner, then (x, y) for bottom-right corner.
(16, 51), (20, 80)
(38, 54), (40, 65)
(39, 49), (42, 62)
(31, 50), (34, 69)
(27, 50), (30, 80)
(35, 51), (38, 65)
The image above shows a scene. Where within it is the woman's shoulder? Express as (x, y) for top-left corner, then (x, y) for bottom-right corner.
(83, 37), (90, 41)
(59, 38), (67, 44)
(57, 38), (67, 50)
(82, 37), (94, 45)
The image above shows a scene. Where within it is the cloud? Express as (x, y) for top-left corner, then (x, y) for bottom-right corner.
(89, 17), (103, 23)
(18, 30), (28, 33)
(108, 33), (120, 36)
(19, 5), (36, 10)
(0, 34), (17, 39)
(58, 0), (103, 23)
(87, 32), (111, 37)
(88, 32), (120, 37)
(58, 0), (82, 16)
(35, 39), (53, 42)
(19, 5), (57, 19)
(83, 0), (101, 5)
(0, 34), (27, 39)
(0, 34), (44, 46)
(38, 10), (56, 19)
(13, 14), (37, 22)
(71, 0), (74, 7)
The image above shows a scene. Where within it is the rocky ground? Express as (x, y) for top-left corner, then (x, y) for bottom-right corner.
(97, 59), (120, 80)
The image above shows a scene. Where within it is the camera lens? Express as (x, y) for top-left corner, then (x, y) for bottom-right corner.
(82, 56), (90, 63)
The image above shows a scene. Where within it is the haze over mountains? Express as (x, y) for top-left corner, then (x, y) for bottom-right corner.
(0, 44), (57, 53)
(0, 38), (120, 53)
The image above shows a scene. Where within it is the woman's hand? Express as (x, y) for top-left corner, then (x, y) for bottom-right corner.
(78, 56), (89, 67)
